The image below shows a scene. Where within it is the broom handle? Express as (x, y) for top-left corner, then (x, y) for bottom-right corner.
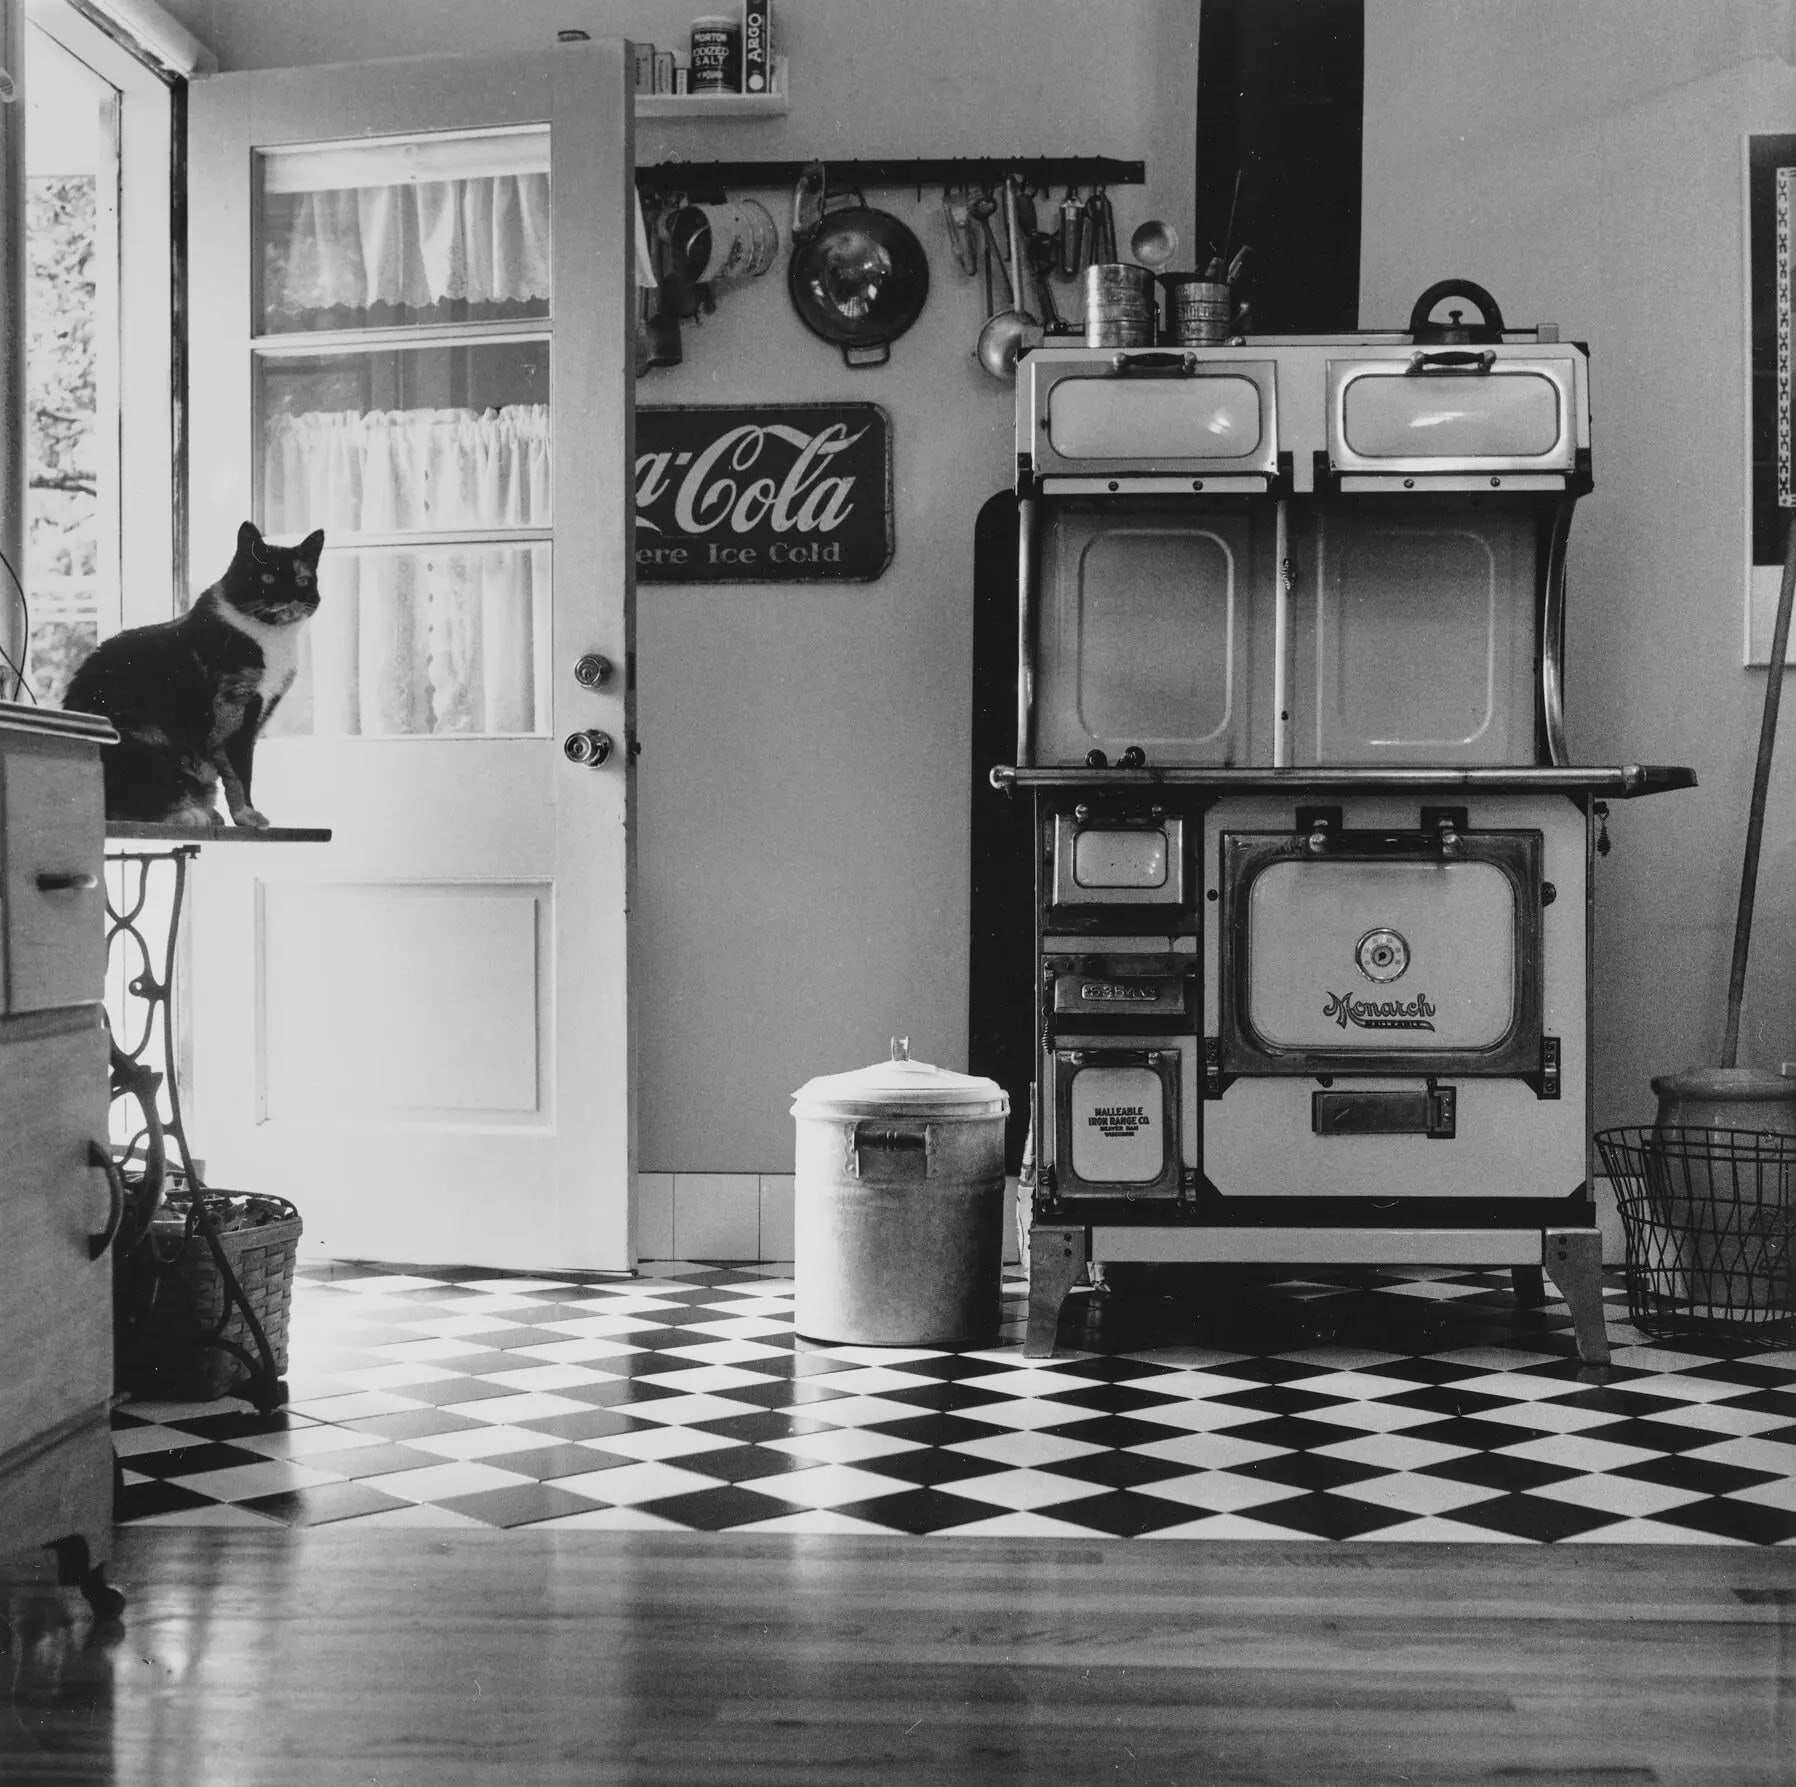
(1722, 509), (1796, 1068)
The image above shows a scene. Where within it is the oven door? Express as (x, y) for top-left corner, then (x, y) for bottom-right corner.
(1216, 818), (1544, 1080)
(1025, 351), (1279, 485)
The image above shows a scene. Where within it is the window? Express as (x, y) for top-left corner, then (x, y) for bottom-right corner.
(21, 0), (178, 701)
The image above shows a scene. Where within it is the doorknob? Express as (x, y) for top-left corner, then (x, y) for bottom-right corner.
(564, 729), (614, 766)
(573, 653), (614, 688)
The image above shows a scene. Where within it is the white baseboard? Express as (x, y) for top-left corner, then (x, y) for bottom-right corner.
(637, 1171), (1022, 1267)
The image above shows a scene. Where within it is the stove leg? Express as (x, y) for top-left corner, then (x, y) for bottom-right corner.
(1025, 1224), (1086, 1359)
(1544, 1228), (1610, 1367)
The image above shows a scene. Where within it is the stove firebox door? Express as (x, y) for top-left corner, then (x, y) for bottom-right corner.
(1050, 812), (1187, 913)
(1218, 827), (1544, 1080)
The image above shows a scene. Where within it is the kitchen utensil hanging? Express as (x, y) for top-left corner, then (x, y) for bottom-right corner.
(788, 173), (931, 368)
(974, 177), (1042, 382)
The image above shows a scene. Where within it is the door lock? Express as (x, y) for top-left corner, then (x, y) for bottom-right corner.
(573, 653), (614, 688)
(564, 729), (614, 766)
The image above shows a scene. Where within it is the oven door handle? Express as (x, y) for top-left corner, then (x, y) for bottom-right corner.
(1406, 349), (1497, 376)
(1108, 350), (1199, 377)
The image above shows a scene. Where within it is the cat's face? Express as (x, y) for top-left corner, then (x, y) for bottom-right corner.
(223, 521), (325, 625)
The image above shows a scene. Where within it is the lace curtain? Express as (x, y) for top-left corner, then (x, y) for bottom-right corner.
(263, 406), (552, 737)
(265, 173), (552, 320)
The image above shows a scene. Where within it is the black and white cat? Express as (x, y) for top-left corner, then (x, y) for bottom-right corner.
(64, 521), (324, 827)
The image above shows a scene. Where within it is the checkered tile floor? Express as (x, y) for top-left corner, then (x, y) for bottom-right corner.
(112, 1259), (1796, 1542)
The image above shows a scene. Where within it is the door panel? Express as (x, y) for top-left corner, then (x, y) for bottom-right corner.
(187, 48), (636, 1270)
(258, 881), (548, 1121)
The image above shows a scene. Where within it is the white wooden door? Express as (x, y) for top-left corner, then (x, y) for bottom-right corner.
(185, 47), (637, 1271)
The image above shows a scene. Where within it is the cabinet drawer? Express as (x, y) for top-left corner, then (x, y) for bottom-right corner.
(0, 1013), (113, 1451)
(3, 738), (106, 1013)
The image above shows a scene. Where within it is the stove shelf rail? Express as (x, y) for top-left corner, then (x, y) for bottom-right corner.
(990, 763), (1697, 798)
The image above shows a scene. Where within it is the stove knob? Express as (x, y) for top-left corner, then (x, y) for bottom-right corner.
(1118, 746), (1146, 770)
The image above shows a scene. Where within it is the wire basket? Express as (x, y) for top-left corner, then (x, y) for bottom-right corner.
(1595, 1127), (1796, 1348)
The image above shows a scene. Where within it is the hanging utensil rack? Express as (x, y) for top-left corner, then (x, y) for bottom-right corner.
(636, 156), (1145, 201)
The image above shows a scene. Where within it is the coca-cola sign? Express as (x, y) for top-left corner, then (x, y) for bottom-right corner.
(635, 403), (894, 583)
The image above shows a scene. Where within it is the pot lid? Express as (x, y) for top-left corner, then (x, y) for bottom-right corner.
(792, 1037), (1010, 1119)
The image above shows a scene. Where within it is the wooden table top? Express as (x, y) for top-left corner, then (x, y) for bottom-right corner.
(105, 822), (333, 843)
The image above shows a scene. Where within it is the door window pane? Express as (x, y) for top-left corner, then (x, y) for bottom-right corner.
(257, 128), (550, 335)
(259, 342), (551, 536)
(270, 543), (551, 738)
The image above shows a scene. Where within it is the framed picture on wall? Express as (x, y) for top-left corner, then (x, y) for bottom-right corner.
(1747, 133), (1796, 662)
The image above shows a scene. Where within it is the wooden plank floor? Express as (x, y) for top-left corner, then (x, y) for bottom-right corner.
(4, 1530), (1796, 1784)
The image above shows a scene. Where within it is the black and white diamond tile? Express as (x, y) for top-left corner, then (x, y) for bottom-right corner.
(109, 1259), (1796, 1542)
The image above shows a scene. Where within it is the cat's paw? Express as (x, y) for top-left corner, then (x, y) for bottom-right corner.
(230, 805), (271, 830)
(169, 801), (222, 828)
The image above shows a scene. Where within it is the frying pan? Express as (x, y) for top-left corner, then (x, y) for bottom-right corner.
(788, 184), (930, 368)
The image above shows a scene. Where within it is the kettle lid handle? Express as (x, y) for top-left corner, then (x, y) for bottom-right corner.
(1407, 278), (1506, 343)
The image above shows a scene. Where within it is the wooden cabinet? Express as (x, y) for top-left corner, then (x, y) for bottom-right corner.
(0, 702), (125, 1619)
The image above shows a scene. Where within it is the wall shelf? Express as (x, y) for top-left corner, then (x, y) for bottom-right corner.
(637, 58), (788, 120)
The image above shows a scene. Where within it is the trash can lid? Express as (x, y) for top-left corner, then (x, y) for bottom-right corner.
(791, 1037), (1011, 1120)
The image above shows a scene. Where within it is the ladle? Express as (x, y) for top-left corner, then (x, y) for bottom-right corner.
(975, 177), (1042, 382)
(1129, 218), (1179, 270)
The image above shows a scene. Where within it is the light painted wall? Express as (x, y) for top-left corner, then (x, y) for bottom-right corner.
(164, 0), (1200, 1172)
(1363, 0), (1796, 1129)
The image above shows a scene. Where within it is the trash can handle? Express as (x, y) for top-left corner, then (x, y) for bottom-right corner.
(849, 1119), (935, 1179)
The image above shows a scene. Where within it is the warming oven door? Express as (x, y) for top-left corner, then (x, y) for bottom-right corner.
(1293, 494), (1540, 765)
(1201, 793), (1587, 1204)
(1030, 499), (1276, 768)
(1325, 349), (1583, 486)
(1024, 351), (1279, 488)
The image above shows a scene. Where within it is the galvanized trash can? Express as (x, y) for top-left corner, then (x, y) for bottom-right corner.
(791, 1040), (1010, 1346)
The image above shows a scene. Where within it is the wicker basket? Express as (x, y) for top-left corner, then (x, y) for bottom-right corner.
(115, 1190), (302, 1401)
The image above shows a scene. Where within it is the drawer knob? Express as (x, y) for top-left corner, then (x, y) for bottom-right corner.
(37, 871), (98, 894)
(86, 1140), (125, 1261)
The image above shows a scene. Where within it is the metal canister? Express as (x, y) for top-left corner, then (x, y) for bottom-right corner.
(1164, 276), (1233, 346)
(688, 15), (740, 92)
(664, 199), (779, 285)
(1083, 263), (1156, 348)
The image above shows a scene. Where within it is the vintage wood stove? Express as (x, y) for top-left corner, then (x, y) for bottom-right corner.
(996, 281), (1694, 1363)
